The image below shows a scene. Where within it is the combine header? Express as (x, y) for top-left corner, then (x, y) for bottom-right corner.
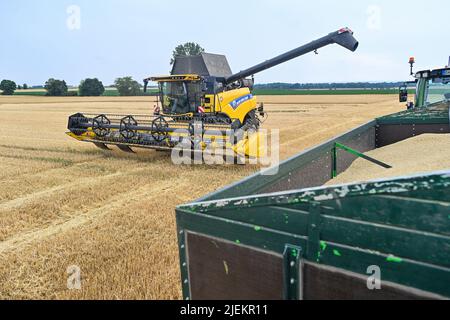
(67, 28), (358, 159)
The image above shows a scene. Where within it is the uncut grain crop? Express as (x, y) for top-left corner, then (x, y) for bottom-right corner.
(0, 94), (402, 299)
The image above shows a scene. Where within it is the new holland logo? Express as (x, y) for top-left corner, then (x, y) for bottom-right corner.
(229, 94), (253, 110)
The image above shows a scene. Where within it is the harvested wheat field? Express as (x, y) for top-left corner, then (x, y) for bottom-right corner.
(0, 94), (401, 299)
(328, 134), (450, 186)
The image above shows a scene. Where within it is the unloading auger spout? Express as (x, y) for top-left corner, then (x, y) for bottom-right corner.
(223, 28), (358, 85)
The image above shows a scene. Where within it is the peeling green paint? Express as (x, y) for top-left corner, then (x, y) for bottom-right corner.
(320, 241), (327, 252)
(316, 252), (321, 263)
(333, 250), (342, 257)
(387, 255), (402, 263)
(181, 171), (450, 214)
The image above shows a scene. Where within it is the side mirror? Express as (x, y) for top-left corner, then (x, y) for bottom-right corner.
(399, 87), (408, 103)
(143, 79), (149, 93)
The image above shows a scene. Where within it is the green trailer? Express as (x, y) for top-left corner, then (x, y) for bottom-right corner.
(176, 69), (450, 300)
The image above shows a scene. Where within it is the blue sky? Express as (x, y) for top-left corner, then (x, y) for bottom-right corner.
(1, 0), (449, 86)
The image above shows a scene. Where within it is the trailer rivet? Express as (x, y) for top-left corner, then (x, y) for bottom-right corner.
(290, 261), (295, 267)
(186, 297), (190, 300)
(184, 279), (188, 284)
(290, 278), (295, 284)
(181, 245), (185, 249)
(183, 262), (187, 267)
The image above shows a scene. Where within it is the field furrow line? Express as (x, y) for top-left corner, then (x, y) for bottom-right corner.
(0, 153), (112, 183)
(0, 181), (175, 255)
(0, 167), (152, 211)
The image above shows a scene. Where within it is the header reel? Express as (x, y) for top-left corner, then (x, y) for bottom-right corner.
(67, 112), (257, 157)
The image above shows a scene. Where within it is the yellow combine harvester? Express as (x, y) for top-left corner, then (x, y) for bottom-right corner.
(67, 28), (358, 159)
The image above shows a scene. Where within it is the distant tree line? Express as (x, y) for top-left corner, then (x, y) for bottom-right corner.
(0, 77), (153, 97)
(43, 77), (142, 96)
(3, 78), (406, 97)
(0, 43), (408, 97)
(254, 82), (406, 90)
(1, 43), (205, 96)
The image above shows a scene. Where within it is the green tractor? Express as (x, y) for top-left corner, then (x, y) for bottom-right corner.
(399, 56), (450, 110)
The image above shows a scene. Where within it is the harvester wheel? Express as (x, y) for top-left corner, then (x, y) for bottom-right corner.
(151, 116), (169, 142)
(120, 115), (138, 139)
(92, 115), (111, 137)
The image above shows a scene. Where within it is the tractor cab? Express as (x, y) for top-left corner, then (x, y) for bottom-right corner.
(144, 53), (235, 116)
(413, 68), (450, 108)
(400, 57), (450, 109)
(149, 75), (204, 115)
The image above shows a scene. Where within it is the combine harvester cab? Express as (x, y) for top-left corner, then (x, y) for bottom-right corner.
(67, 28), (358, 161)
(175, 64), (450, 300)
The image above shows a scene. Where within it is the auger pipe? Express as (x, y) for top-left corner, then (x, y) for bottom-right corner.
(223, 28), (359, 85)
